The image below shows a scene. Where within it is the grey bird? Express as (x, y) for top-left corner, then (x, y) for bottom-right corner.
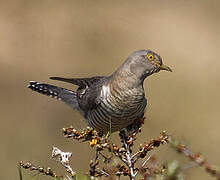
(28, 50), (172, 133)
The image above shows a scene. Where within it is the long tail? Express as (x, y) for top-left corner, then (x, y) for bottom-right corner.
(27, 81), (79, 110)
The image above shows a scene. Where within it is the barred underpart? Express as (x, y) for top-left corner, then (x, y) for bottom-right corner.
(87, 83), (146, 132)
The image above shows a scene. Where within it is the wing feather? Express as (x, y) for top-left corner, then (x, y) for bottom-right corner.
(50, 76), (104, 88)
(50, 76), (107, 112)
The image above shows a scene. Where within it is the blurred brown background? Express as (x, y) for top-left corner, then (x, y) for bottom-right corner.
(0, 0), (220, 179)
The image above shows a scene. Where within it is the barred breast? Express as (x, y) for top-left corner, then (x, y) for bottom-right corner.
(87, 82), (147, 132)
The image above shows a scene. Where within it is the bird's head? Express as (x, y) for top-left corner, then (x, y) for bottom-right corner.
(127, 49), (172, 80)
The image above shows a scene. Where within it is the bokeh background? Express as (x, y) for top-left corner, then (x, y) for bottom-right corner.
(1, 0), (220, 179)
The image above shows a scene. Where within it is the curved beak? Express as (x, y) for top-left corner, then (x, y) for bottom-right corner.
(160, 64), (172, 72)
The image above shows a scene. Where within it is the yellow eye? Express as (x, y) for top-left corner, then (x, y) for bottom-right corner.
(146, 53), (155, 61)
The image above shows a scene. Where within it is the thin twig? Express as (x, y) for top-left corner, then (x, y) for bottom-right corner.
(170, 137), (220, 180)
(142, 154), (153, 168)
(19, 161), (62, 178)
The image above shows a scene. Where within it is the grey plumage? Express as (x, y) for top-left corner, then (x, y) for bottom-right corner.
(28, 50), (172, 133)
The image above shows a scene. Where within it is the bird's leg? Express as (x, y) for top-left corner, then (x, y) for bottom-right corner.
(104, 119), (112, 139)
(105, 119), (114, 154)
(105, 131), (110, 139)
(109, 118), (112, 138)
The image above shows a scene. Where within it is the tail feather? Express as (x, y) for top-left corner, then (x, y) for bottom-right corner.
(27, 81), (79, 110)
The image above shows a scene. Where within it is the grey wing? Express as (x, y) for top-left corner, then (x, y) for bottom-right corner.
(76, 82), (103, 112)
(50, 76), (107, 112)
(50, 76), (105, 88)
